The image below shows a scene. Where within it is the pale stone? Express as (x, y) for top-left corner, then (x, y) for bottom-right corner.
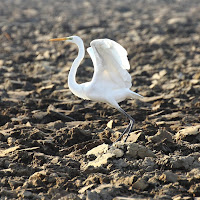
(86, 144), (109, 157)
(87, 152), (115, 168)
(174, 125), (200, 141)
(112, 148), (124, 158)
(79, 184), (94, 194)
(107, 120), (114, 129)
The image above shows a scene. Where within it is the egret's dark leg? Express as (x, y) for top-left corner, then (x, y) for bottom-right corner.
(114, 122), (131, 142)
(124, 119), (135, 142)
(114, 107), (135, 143)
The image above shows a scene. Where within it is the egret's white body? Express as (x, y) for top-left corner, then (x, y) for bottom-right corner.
(50, 36), (143, 142)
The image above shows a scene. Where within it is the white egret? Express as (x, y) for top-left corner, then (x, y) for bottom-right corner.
(49, 36), (143, 142)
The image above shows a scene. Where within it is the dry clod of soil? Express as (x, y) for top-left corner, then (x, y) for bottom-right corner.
(174, 125), (200, 142)
(159, 170), (178, 183)
(132, 177), (149, 190)
(148, 128), (173, 143)
(0, 0), (200, 199)
(83, 143), (125, 169)
(113, 197), (151, 200)
(86, 184), (122, 200)
(86, 143), (109, 157)
(187, 168), (200, 181)
(126, 143), (156, 158)
(85, 152), (115, 168)
(126, 130), (145, 143)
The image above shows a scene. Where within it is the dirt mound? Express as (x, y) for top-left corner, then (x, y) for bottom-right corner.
(0, 0), (200, 199)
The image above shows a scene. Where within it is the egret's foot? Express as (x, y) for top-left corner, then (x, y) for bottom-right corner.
(113, 123), (130, 143)
(113, 119), (135, 144)
(124, 120), (135, 142)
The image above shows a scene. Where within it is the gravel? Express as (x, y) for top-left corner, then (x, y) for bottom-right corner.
(0, 0), (200, 199)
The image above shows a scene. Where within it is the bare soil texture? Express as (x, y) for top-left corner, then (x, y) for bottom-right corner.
(0, 0), (200, 199)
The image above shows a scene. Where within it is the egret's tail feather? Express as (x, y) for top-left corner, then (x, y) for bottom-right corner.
(129, 90), (143, 100)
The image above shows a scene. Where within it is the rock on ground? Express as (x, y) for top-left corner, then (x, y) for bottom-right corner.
(0, 0), (200, 199)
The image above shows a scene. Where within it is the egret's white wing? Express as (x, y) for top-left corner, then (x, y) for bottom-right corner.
(108, 39), (130, 70)
(89, 39), (132, 89)
(87, 47), (97, 68)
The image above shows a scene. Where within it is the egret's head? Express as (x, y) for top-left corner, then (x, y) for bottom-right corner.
(49, 35), (81, 43)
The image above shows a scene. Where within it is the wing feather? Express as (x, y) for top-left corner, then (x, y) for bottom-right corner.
(87, 47), (97, 67)
(89, 39), (132, 89)
(108, 40), (130, 70)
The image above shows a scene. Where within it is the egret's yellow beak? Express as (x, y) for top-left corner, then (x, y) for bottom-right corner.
(49, 37), (72, 42)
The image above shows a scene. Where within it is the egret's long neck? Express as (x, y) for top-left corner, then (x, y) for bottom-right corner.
(68, 39), (85, 98)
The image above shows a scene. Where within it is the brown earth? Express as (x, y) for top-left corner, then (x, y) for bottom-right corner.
(0, 0), (200, 199)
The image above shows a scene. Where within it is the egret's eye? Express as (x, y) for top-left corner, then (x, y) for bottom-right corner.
(67, 37), (73, 40)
